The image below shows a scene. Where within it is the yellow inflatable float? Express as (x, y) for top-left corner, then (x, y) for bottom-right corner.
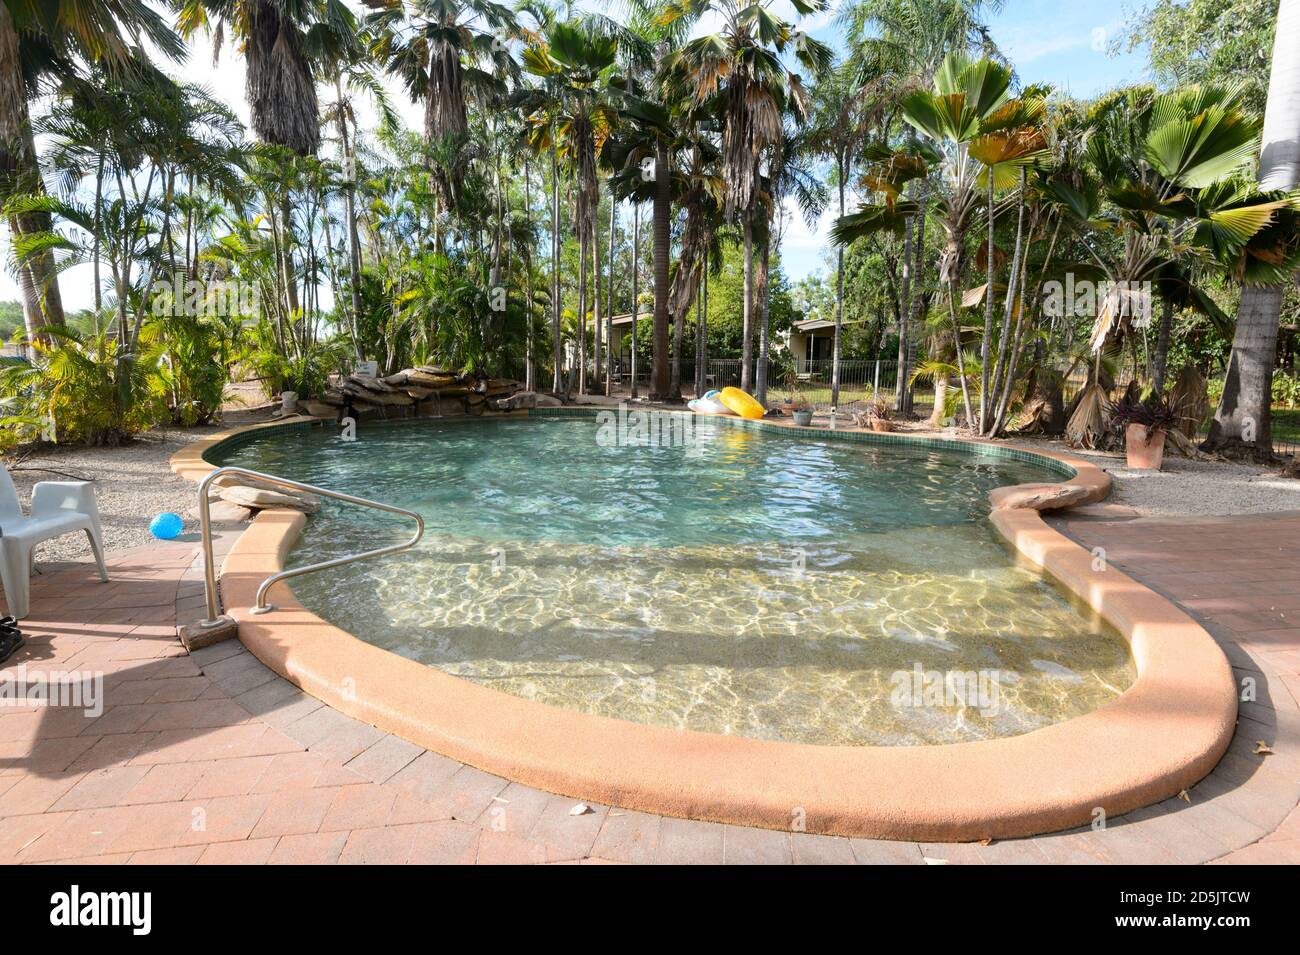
(718, 386), (766, 420)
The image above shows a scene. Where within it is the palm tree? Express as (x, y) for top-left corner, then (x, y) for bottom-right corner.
(836, 55), (1036, 430)
(520, 20), (617, 394)
(318, 24), (398, 361)
(670, 0), (832, 395)
(1054, 83), (1287, 432)
(756, 127), (827, 405)
(180, 0), (356, 323)
(366, 0), (517, 215)
(843, 0), (1003, 412)
(1204, 0), (1300, 459)
(1, 0), (182, 342)
(807, 62), (883, 409)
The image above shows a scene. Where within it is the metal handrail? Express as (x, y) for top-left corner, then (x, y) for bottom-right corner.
(196, 465), (425, 625)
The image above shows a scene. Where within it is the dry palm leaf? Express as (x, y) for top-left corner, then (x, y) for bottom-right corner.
(1168, 365), (1210, 439)
(1065, 382), (1109, 449)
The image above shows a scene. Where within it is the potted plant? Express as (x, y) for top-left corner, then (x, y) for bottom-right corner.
(1109, 391), (1176, 469)
(791, 396), (814, 427)
(868, 396), (894, 432)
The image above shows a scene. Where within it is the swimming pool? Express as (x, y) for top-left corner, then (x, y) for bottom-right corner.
(214, 414), (1133, 746)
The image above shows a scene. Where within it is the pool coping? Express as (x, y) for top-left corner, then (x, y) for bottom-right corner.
(170, 410), (1238, 841)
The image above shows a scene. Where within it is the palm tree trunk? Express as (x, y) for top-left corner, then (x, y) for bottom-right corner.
(1152, 296), (1174, 394)
(979, 175), (996, 430)
(1, 2), (65, 340)
(1203, 0), (1300, 460)
(741, 216), (755, 393)
(630, 202), (641, 399)
(947, 285), (975, 428)
(895, 211), (914, 411)
(671, 285), (684, 398)
(335, 78), (364, 362)
(551, 148), (563, 393)
(832, 156), (846, 410)
(578, 208), (588, 394)
(902, 178), (928, 415)
(650, 138), (672, 400)
(524, 159), (535, 392)
(696, 264), (709, 396)
(985, 169), (1026, 435)
(755, 233), (772, 405)
(606, 198), (616, 394)
(702, 261), (712, 394)
(593, 200), (602, 392)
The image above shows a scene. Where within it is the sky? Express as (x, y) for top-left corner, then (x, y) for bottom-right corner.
(1, 0), (1153, 311)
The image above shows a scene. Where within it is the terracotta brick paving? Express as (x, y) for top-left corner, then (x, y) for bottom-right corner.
(1, 511), (1297, 864)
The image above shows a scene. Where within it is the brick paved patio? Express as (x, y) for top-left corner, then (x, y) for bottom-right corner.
(1, 512), (1296, 864)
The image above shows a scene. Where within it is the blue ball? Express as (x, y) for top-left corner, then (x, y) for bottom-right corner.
(149, 512), (184, 540)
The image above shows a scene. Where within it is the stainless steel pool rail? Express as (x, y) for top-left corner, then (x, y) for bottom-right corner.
(196, 465), (425, 625)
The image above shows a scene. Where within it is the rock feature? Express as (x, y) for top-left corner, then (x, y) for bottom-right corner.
(309, 367), (533, 420)
(989, 483), (1092, 512)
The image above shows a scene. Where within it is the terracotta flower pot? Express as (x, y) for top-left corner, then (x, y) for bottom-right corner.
(1125, 422), (1166, 470)
(870, 418), (894, 432)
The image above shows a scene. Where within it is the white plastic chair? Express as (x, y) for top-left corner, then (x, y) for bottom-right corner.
(0, 465), (109, 619)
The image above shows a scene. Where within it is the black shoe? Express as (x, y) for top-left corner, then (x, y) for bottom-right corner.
(0, 627), (23, 665)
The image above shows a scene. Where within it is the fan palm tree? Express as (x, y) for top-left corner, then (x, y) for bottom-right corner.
(842, 0), (1002, 412)
(1205, 0), (1300, 459)
(836, 54), (1040, 431)
(668, 0), (833, 395)
(1052, 83), (1292, 427)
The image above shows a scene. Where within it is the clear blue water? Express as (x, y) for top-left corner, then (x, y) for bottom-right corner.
(216, 416), (1133, 745)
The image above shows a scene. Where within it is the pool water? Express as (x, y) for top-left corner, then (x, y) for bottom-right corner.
(216, 415), (1134, 746)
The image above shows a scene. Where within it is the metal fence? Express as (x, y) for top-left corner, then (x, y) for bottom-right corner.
(604, 358), (1299, 454)
(609, 357), (1097, 420)
(612, 358), (933, 415)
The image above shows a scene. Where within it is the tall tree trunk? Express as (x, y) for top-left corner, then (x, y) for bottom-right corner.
(335, 78), (364, 362)
(650, 138), (672, 400)
(694, 267), (706, 397)
(671, 274), (685, 399)
(1203, 0), (1300, 460)
(524, 159), (535, 392)
(831, 155), (846, 409)
(979, 175), (996, 430)
(606, 199), (616, 394)
(593, 197), (602, 392)
(578, 207), (588, 394)
(755, 232), (772, 406)
(901, 178), (928, 415)
(984, 169), (1026, 436)
(1, 2), (66, 340)
(1152, 296), (1174, 394)
(696, 264), (709, 396)
(741, 215), (755, 393)
(551, 148), (563, 393)
(895, 210), (914, 411)
(630, 202), (640, 399)
(947, 285), (976, 428)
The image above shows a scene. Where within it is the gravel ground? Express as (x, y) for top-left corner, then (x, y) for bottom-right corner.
(6, 426), (223, 563)
(1010, 439), (1300, 518)
(7, 410), (1299, 567)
